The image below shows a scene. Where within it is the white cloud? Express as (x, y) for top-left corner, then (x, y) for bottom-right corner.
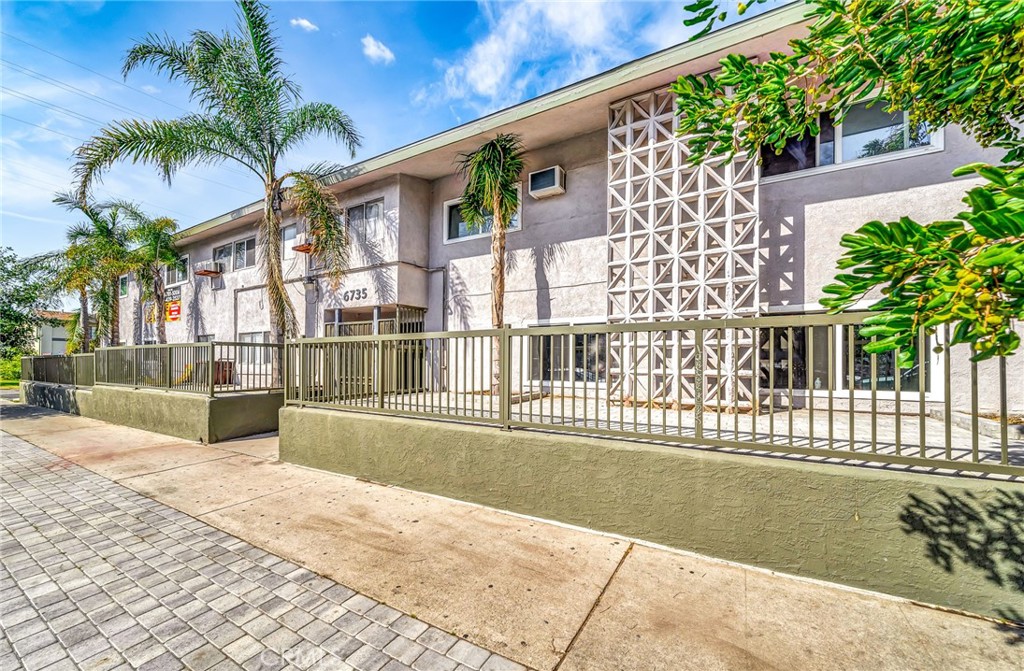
(420, 0), (631, 115)
(417, 0), (789, 120)
(361, 34), (395, 65)
(141, 84), (161, 94)
(289, 17), (319, 32)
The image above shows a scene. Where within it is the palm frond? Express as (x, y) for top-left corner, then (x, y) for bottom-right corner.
(123, 33), (194, 81)
(288, 171), (348, 283)
(73, 115), (258, 199)
(280, 103), (361, 157)
(456, 133), (525, 231)
(237, 0), (299, 100)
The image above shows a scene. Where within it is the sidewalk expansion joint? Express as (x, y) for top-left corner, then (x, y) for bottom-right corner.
(194, 480), (313, 517)
(552, 541), (634, 670)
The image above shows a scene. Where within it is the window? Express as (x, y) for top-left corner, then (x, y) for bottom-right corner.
(758, 321), (933, 393)
(347, 199), (384, 241)
(759, 326), (830, 390)
(238, 331), (268, 364)
(197, 334), (215, 342)
(213, 244), (233, 271)
(119, 275), (129, 297)
(282, 225), (297, 261)
(761, 100), (934, 178)
(165, 255), (189, 286)
(444, 192), (521, 242)
(530, 332), (607, 382)
(842, 327), (931, 393)
(234, 237), (256, 269)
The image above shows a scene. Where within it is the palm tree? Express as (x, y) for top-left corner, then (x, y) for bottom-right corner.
(54, 243), (96, 353)
(124, 210), (181, 344)
(72, 0), (360, 351)
(54, 193), (133, 347)
(456, 133), (525, 391)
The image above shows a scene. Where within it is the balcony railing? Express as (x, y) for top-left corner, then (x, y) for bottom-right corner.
(284, 314), (1023, 478)
(20, 354), (95, 387)
(94, 342), (284, 396)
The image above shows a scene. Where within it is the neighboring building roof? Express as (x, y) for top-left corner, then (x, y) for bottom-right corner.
(37, 310), (75, 321)
(175, 2), (807, 245)
(36, 310), (97, 323)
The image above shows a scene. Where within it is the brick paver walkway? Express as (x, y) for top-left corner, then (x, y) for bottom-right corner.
(0, 433), (524, 671)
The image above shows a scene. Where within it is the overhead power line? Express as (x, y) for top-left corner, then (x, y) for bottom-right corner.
(1, 58), (150, 119)
(1, 58), (252, 181)
(1, 114), (85, 142)
(2, 102), (257, 197)
(0, 31), (190, 114)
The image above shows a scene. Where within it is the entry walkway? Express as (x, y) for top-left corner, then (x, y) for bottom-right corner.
(0, 432), (522, 671)
(1, 402), (1020, 670)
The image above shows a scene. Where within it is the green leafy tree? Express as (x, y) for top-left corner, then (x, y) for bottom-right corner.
(53, 193), (134, 347)
(124, 210), (182, 344)
(53, 242), (96, 353)
(457, 133), (525, 391)
(673, 0), (1024, 362)
(0, 247), (58, 359)
(72, 0), (360, 353)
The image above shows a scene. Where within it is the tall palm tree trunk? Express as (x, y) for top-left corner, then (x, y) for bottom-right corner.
(109, 279), (121, 346)
(490, 199), (506, 395)
(263, 183), (295, 385)
(154, 269), (167, 344)
(79, 289), (90, 354)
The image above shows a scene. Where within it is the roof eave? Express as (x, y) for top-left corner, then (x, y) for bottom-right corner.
(175, 2), (807, 245)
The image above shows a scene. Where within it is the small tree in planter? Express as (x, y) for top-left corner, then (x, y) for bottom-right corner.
(457, 133), (525, 393)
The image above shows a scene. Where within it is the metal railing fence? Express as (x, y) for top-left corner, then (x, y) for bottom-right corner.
(94, 342), (283, 396)
(20, 354), (94, 387)
(285, 314), (1023, 478)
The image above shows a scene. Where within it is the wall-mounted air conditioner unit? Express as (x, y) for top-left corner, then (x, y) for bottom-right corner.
(194, 260), (225, 277)
(528, 166), (565, 199)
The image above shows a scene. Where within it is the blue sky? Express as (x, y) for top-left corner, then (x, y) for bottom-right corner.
(1, 0), (775, 259)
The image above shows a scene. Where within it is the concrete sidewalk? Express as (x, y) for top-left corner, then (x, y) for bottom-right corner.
(2, 401), (1020, 671)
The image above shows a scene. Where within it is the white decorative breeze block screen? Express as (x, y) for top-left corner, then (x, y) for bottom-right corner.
(607, 88), (761, 407)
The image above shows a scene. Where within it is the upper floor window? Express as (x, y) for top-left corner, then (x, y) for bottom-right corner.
(761, 100), (935, 178)
(165, 255), (189, 286)
(444, 191), (521, 243)
(282, 225), (297, 261)
(119, 275), (129, 297)
(347, 199), (383, 241)
(213, 243), (233, 271)
(234, 237), (256, 269)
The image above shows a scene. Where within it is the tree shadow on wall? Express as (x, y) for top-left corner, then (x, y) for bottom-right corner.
(900, 488), (1024, 641)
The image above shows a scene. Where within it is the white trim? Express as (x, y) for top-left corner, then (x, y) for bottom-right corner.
(165, 254), (190, 287)
(523, 315), (606, 328)
(442, 188), (523, 245)
(281, 225), (298, 261)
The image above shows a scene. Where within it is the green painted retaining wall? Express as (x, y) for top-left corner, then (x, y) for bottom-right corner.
(280, 406), (1024, 622)
(20, 381), (282, 443)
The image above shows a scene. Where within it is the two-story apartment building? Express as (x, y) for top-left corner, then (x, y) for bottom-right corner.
(115, 3), (1020, 413)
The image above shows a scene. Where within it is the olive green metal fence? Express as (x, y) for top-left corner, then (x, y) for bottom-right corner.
(285, 314), (1023, 477)
(20, 354), (95, 387)
(94, 342), (284, 396)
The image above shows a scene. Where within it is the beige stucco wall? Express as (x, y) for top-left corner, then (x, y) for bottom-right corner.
(426, 130), (609, 331)
(759, 126), (1005, 311)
